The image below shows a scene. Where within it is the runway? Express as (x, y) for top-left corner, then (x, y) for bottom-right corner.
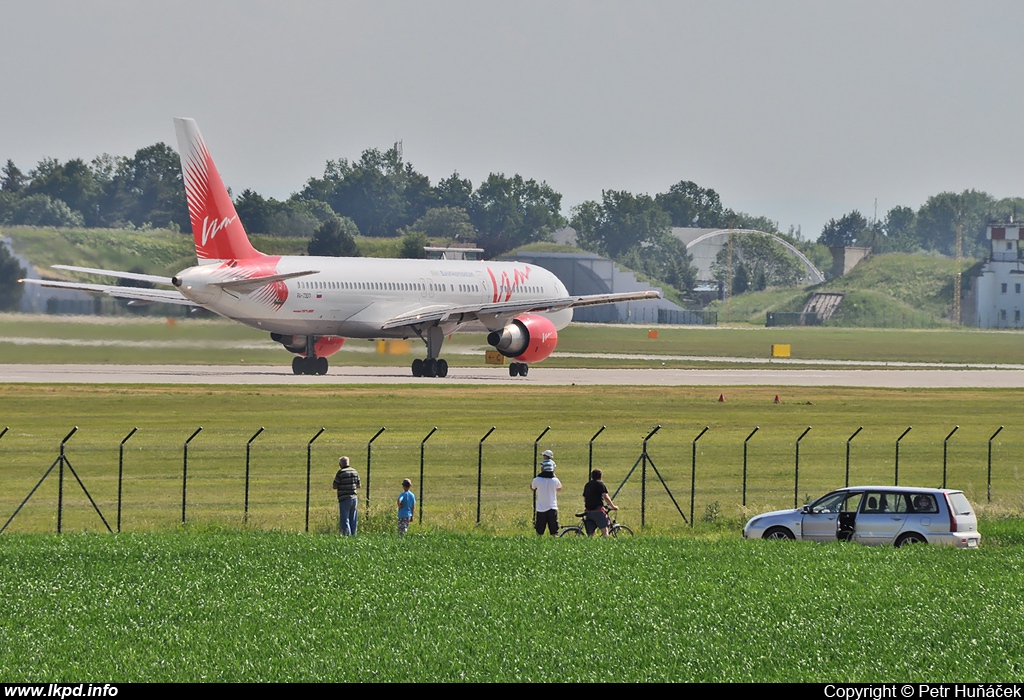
(3, 363), (1024, 388)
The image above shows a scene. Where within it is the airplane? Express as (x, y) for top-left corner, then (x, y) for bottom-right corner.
(22, 118), (661, 378)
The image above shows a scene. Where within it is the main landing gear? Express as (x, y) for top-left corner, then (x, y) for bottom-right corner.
(410, 325), (450, 378)
(292, 355), (328, 375)
(508, 361), (529, 377)
(411, 358), (449, 378)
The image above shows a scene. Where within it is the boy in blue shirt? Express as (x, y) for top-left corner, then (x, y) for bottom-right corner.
(397, 478), (416, 536)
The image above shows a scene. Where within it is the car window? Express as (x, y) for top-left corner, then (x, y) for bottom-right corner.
(889, 493), (911, 513)
(862, 492), (904, 513)
(840, 493), (862, 513)
(908, 493), (938, 514)
(809, 492), (848, 513)
(947, 492), (973, 515)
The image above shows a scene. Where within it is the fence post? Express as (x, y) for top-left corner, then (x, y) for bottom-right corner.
(588, 426), (606, 482)
(305, 427), (325, 533)
(793, 427), (811, 508)
(182, 427), (203, 524)
(942, 425), (959, 489)
(988, 426), (1003, 503)
(476, 427), (496, 524)
(845, 427), (863, 488)
(244, 427), (265, 523)
(366, 427), (386, 516)
(689, 426), (710, 527)
(419, 427), (437, 526)
(894, 427), (912, 486)
(57, 427), (78, 533)
(118, 427), (138, 533)
(640, 425), (661, 528)
(532, 426), (550, 515)
(742, 426), (759, 507)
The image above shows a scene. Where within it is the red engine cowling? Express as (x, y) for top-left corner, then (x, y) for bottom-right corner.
(487, 313), (558, 364)
(314, 336), (346, 357)
(271, 333), (346, 357)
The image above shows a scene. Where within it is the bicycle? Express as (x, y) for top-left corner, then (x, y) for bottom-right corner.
(557, 508), (633, 537)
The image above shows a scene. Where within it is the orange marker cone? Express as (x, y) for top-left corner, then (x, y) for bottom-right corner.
(718, 393), (725, 402)
(774, 394), (781, 404)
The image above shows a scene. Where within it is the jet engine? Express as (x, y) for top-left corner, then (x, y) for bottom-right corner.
(487, 313), (558, 363)
(271, 333), (345, 357)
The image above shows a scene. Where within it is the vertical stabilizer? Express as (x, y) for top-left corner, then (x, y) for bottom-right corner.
(174, 117), (261, 262)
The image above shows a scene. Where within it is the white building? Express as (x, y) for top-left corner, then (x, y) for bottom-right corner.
(974, 223), (1024, 328)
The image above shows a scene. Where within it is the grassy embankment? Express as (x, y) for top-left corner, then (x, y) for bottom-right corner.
(2, 384), (1023, 534)
(709, 253), (982, 327)
(3, 225), (406, 276)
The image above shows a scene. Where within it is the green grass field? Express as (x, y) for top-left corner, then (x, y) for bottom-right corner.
(3, 384), (1023, 535)
(4, 314), (1024, 367)
(2, 375), (1024, 682)
(2, 531), (1022, 682)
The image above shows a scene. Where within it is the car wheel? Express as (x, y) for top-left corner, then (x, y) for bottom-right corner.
(895, 532), (927, 547)
(762, 526), (795, 540)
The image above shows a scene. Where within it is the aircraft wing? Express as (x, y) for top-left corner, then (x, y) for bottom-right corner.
(20, 278), (198, 306)
(380, 290), (662, 330)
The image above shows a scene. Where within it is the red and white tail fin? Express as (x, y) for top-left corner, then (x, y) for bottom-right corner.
(174, 117), (262, 263)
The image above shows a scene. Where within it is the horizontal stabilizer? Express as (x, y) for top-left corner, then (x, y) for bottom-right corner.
(20, 278), (197, 306)
(211, 269), (319, 294)
(52, 265), (174, 286)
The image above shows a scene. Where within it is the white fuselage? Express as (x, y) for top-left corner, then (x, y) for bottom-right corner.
(174, 256), (574, 339)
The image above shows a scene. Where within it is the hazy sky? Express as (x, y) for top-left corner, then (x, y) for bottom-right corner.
(3, 1), (1024, 239)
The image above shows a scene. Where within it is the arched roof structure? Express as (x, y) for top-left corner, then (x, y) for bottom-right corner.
(672, 228), (825, 284)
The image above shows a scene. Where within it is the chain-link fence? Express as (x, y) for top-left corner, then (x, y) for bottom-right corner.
(2, 422), (1021, 534)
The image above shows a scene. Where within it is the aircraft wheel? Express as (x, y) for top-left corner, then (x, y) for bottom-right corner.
(519, 363), (529, 377)
(411, 358), (424, 377)
(436, 359), (449, 378)
(292, 356), (304, 375)
(423, 358), (437, 378)
(509, 362), (519, 377)
(315, 357), (329, 375)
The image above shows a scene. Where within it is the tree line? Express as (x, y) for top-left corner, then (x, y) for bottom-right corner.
(0, 143), (776, 301)
(5, 139), (1022, 308)
(820, 191), (1024, 259)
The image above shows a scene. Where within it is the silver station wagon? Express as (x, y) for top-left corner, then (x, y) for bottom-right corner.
(743, 486), (980, 548)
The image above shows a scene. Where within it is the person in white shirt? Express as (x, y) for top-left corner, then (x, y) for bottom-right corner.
(531, 449), (563, 536)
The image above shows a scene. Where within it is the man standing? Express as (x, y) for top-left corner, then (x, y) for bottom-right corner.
(531, 449), (562, 536)
(332, 456), (360, 535)
(583, 468), (617, 537)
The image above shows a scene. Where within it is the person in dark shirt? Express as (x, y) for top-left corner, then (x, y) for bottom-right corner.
(332, 456), (360, 535)
(582, 468), (617, 537)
